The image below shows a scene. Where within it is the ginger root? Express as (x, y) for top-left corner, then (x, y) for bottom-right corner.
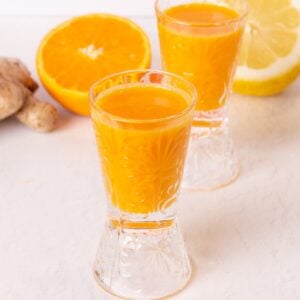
(0, 57), (58, 132)
(16, 91), (58, 132)
(0, 78), (25, 120)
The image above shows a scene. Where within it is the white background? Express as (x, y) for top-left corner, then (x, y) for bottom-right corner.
(1, 1), (300, 300)
(1, 0), (155, 16)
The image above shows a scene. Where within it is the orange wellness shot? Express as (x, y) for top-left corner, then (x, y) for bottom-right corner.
(91, 77), (195, 214)
(157, 2), (245, 113)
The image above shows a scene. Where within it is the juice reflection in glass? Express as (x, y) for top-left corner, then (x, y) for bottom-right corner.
(156, 0), (248, 190)
(90, 70), (196, 299)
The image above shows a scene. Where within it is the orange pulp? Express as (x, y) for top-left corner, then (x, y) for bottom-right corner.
(92, 84), (192, 214)
(158, 3), (244, 113)
(36, 14), (151, 115)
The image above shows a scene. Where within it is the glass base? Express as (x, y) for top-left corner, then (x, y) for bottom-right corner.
(93, 220), (191, 299)
(182, 126), (240, 191)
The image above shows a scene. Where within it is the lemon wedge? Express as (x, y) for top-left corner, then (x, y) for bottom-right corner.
(234, 0), (300, 96)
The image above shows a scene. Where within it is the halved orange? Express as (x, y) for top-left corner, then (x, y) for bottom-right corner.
(36, 14), (151, 115)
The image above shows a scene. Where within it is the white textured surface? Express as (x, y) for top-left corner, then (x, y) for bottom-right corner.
(0, 15), (300, 300)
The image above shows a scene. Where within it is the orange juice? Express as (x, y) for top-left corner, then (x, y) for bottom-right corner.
(157, 3), (244, 112)
(92, 84), (192, 214)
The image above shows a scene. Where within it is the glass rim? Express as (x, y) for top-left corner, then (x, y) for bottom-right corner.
(155, 0), (248, 28)
(89, 69), (197, 124)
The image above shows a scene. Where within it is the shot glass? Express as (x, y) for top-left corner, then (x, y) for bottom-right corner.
(156, 0), (248, 190)
(90, 70), (196, 299)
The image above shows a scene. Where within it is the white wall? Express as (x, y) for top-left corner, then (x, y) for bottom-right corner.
(1, 0), (155, 16)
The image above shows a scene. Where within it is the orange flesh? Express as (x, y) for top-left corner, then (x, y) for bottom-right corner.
(42, 16), (149, 91)
(92, 85), (192, 214)
(158, 3), (243, 113)
(37, 15), (151, 115)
